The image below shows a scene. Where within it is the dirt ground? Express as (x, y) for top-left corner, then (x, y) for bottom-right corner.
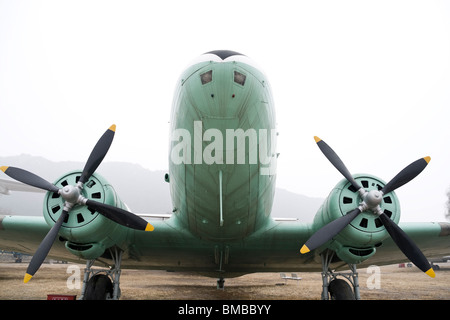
(0, 261), (449, 300)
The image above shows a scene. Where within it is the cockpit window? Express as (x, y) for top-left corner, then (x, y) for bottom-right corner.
(200, 70), (213, 85)
(234, 71), (246, 86)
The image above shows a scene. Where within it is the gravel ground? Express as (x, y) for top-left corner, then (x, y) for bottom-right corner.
(0, 261), (449, 300)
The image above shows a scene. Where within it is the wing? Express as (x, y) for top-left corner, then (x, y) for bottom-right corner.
(236, 219), (450, 272)
(1, 214), (449, 274)
(0, 178), (46, 195)
(135, 213), (172, 220)
(109, 210), (449, 273)
(366, 221), (450, 267)
(0, 215), (52, 255)
(0, 215), (86, 264)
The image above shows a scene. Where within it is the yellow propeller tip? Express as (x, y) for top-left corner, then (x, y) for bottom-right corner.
(145, 223), (154, 232)
(109, 124), (116, 132)
(425, 268), (436, 278)
(424, 156), (431, 164)
(300, 245), (310, 254)
(0, 166), (8, 173)
(314, 136), (321, 143)
(24, 273), (33, 283)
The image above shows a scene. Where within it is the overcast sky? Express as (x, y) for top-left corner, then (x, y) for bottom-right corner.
(1, 1), (450, 222)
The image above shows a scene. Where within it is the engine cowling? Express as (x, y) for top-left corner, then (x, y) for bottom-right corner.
(312, 173), (400, 264)
(43, 170), (127, 259)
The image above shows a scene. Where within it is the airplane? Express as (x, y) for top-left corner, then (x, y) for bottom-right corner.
(0, 50), (449, 300)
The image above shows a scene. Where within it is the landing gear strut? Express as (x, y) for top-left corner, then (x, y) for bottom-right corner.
(80, 247), (123, 300)
(320, 250), (360, 300)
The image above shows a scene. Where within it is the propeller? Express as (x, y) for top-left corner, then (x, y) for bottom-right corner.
(300, 136), (435, 278)
(0, 125), (154, 283)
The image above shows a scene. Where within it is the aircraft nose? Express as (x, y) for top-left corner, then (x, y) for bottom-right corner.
(204, 50), (245, 60)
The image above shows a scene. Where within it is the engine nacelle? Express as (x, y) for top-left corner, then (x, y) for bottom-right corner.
(43, 170), (128, 259)
(313, 173), (400, 264)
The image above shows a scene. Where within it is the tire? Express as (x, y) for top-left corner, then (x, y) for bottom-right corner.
(328, 279), (355, 300)
(217, 278), (225, 289)
(84, 274), (113, 300)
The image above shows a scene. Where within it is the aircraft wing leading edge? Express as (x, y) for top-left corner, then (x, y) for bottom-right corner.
(0, 179), (46, 195)
(1, 214), (449, 274)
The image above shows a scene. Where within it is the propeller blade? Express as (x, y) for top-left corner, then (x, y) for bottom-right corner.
(378, 212), (435, 278)
(85, 199), (154, 232)
(301, 208), (361, 254)
(381, 157), (430, 195)
(314, 137), (362, 192)
(79, 124), (116, 185)
(0, 166), (59, 194)
(24, 210), (68, 283)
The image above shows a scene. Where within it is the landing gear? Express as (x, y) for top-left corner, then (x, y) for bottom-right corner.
(217, 277), (225, 289)
(320, 250), (360, 300)
(84, 274), (113, 300)
(80, 247), (123, 300)
(431, 262), (440, 271)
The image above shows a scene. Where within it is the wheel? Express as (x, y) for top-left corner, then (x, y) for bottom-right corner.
(217, 278), (225, 289)
(84, 274), (113, 300)
(328, 279), (355, 300)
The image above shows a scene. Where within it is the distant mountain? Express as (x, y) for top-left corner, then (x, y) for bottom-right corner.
(272, 188), (323, 221)
(0, 155), (322, 222)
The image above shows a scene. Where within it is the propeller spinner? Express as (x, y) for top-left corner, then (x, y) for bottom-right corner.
(300, 136), (434, 278)
(0, 125), (154, 283)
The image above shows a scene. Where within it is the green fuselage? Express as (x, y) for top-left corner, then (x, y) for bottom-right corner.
(168, 55), (277, 242)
